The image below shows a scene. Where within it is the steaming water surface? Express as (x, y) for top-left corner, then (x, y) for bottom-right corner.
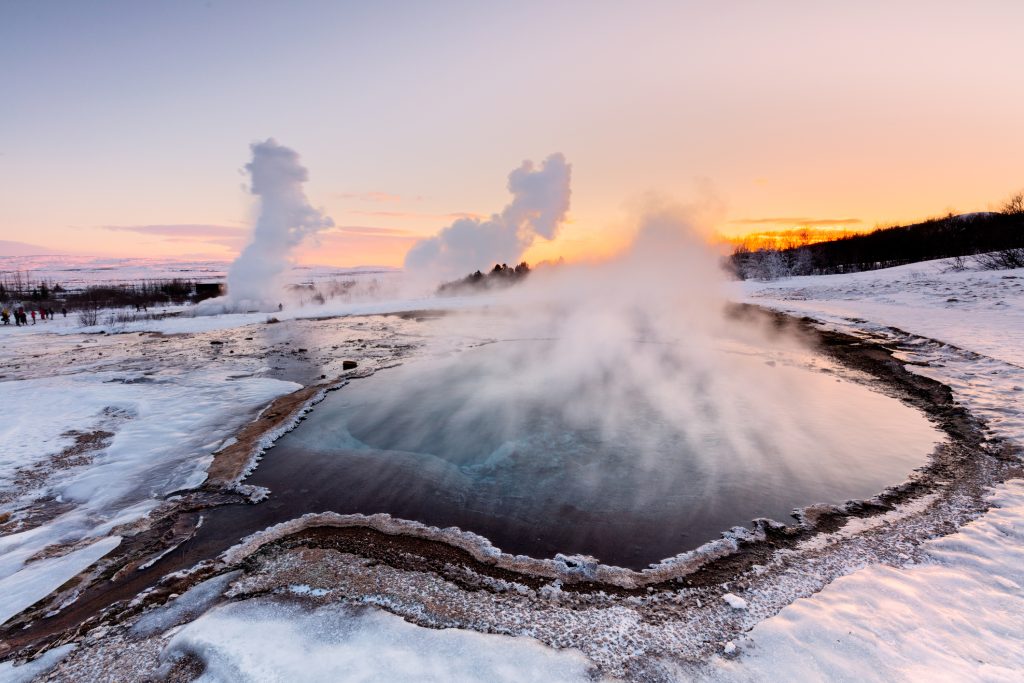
(246, 339), (942, 568)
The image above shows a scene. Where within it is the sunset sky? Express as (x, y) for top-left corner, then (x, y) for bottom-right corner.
(2, 1), (1023, 267)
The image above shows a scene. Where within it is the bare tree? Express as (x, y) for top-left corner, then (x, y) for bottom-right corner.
(974, 248), (1024, 270)
(77, 305), (100, 327)
(745, 248), (790, 281)
(1003, 190), (1024, 216)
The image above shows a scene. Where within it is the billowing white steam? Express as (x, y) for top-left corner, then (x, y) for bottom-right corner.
(201, 139), (333, 313)
(404, 153), (571, 281)
(363, 204), (938, 542)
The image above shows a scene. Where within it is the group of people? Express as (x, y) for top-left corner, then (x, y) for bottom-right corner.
(1, 305), (66, 326)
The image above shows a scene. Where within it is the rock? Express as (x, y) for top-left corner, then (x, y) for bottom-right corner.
(210, 340), (224, 345)
(342, 360), (358, 370)
(722, 592), (748, 610)
(724, 641), (737, 655)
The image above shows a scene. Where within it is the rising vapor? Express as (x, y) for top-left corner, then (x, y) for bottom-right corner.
(404, 153), (571, 282)
(200, 139), (333, 314)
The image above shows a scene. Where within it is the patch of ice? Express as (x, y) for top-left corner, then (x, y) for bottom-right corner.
(0, 536), (120, 624)
(286, 584), (330, 597)
(131, 571), (240, 638)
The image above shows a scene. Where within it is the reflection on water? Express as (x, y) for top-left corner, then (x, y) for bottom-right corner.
(251, 340), (941, 568)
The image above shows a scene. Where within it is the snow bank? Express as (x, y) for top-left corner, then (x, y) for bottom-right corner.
(719, 258), (1024, 681)
(741, 259), (1024, 365)
(161, 599), (596, 682)
(713, 481), (1024, 681)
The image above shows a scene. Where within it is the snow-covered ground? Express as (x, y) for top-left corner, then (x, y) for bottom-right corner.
(0, 292), (438, 632)
(1, 256), (1022, 681)
(0, 367), (298, 625)
(706, 259), (1024, 680)
(738, 260), (1024, 366)
(161, 599), (597, 682)
(0, 254), (397, 288)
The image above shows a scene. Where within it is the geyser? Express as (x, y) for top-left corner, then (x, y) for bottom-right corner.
(201, 139), (332, 313)
(231, 205), (941, 568)
(404, 153), (571, 282)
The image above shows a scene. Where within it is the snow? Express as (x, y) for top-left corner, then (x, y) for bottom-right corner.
(740, 259), (1024, 365)
(710, 258), (1024, 681)
(0, 644), (76, 683)
(0, 291), (482, 337)
(712, 484), (1024, 681)
(0, 367), (297, 623)
(161, 599), (597, 683)
(722, 593), (748, 610)
(0, 254), (396, 289)
(0, 536), (120, 624)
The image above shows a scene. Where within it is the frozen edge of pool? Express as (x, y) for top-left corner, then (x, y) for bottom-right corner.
(217, 475), (941, 591)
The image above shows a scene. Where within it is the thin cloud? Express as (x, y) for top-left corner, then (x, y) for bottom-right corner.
(729, 217), (862, 227)
(349, 210), (486, 221)
(334, 191), (403, 203)
(99, 224), (247, 251)
(329, 225), (415, 236)
(100, 224), (245, 237)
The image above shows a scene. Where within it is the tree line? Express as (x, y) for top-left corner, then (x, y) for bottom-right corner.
(0, 274), (204, 309)
(731, 191), (1024, 280)
(437, 262), (532, 295)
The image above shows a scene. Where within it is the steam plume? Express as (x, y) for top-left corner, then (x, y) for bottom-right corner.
(203, 139), (333, 313)
(404, 153), (571, 281)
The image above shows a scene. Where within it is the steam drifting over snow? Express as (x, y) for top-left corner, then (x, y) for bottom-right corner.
(201, 139), (333, 313)
(404, 153), (571, 282)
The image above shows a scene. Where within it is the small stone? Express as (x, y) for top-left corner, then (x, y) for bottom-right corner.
(724, 641), (737, 654)
(342, 360), (358, 370)
(723, 593), (748, 610)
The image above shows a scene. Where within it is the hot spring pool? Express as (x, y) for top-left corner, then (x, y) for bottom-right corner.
(245, 339), (942, 568)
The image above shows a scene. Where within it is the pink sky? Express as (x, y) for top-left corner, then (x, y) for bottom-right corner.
(2, 1), (1022, 267)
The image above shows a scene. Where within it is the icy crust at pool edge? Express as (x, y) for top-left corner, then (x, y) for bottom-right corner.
(216, 483), (943, 591)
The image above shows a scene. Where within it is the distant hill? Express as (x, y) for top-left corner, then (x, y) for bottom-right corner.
(731, 210), (1024, 279)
